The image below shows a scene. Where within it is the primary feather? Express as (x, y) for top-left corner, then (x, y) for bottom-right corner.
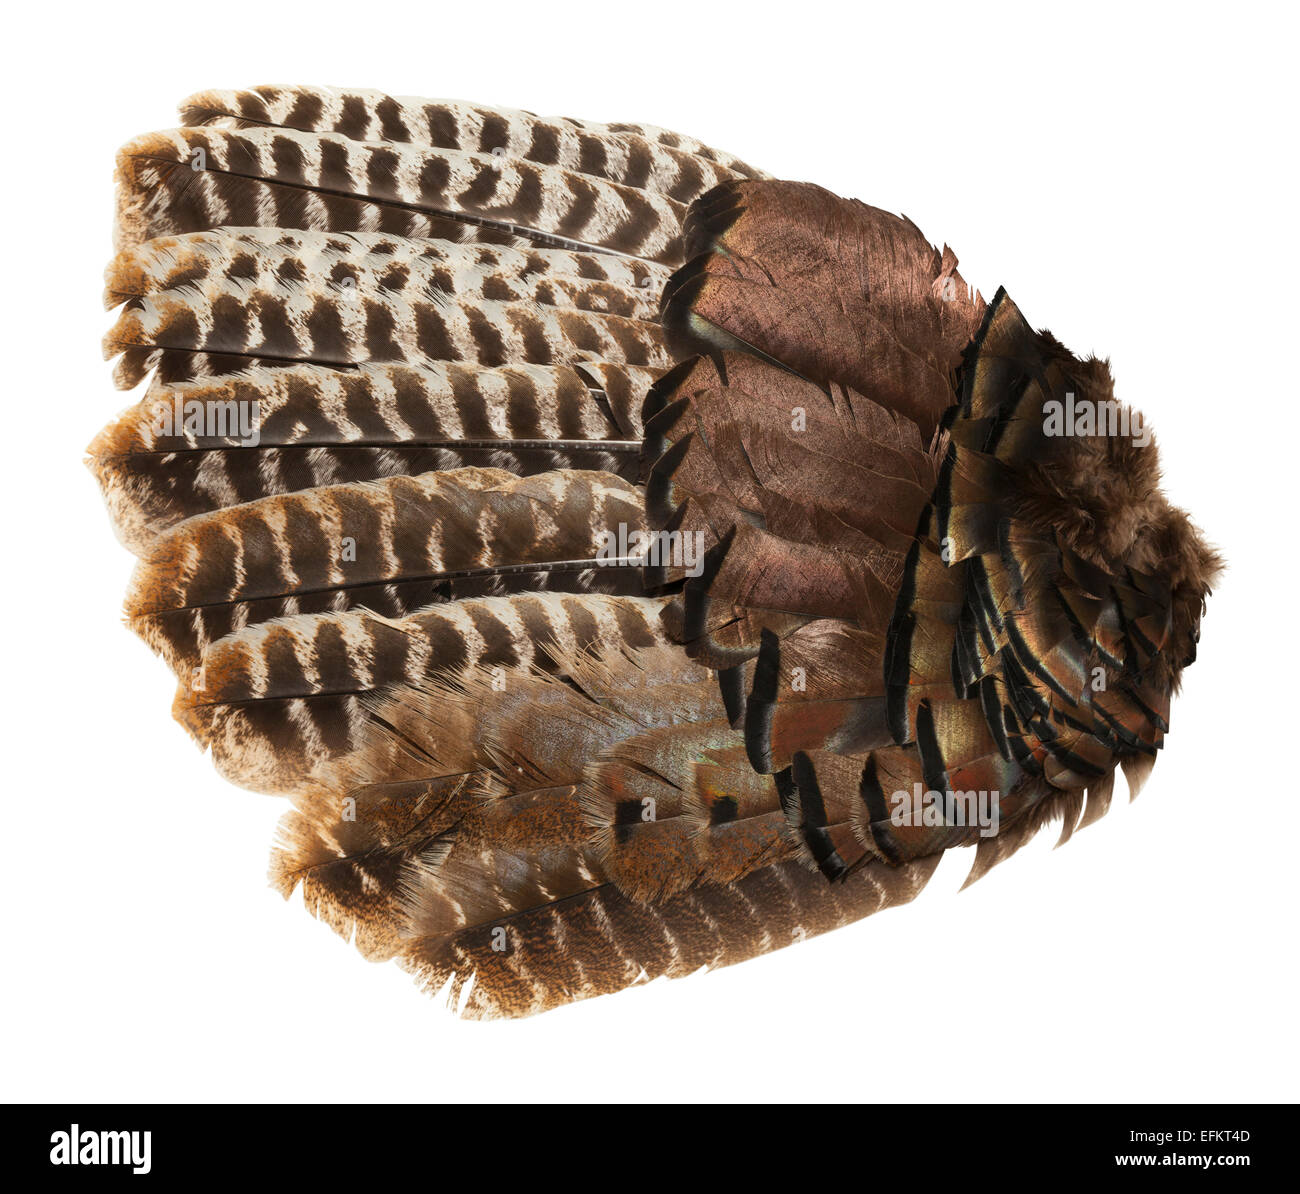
(89, 85), (1218, 1018)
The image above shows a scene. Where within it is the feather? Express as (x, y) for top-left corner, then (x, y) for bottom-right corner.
(126, 467), (649, 675)
(663, 179), (987, 441)
(105, 226), (667, 317)
(400, 855), (941, 1019)
(180, 592), (672, 795)
(115, 126), (691, 262)
(103, 264), (671, 388)
(87, 359), (655, 552)
(179, 85), (768, 192)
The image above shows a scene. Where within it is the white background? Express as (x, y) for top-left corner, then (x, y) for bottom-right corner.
(0, 1), (1293, 1104)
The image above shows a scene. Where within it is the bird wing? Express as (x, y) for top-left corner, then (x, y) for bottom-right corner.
(89, 85), (1215, 1018)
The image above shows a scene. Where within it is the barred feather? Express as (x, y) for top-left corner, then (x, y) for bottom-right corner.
(402, 854), (941, 1019)
(104, 262), (670, 389)
(181, 592), (672, 794)
(88, 359), (653, 551)
(115, 126), (691, 262)
(127, 467), (649, 674)
(180, 85), (769, 187)
(105, 226), (669, 313)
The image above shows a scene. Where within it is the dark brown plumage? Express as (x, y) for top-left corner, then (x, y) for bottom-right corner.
(89, 84), (1218, 1018)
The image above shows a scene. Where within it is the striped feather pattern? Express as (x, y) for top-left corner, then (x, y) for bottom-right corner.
(115, 126), (690, 262)
(180, 592), (672, 794)
(105, 226), (669, 313)
(104, 258), (670, 389)
(127, 467), (649, 674)
(402, 854), (940, 1019)
(180, 85), (769, 187)
(88, 359), (653, 551)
